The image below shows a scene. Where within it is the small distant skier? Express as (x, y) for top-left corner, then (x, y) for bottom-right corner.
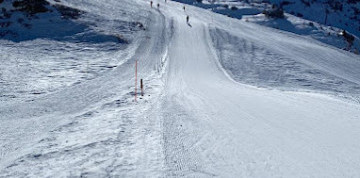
(183, 6), (186, 11)
(150, 1), (153, 7)
(186, 15), (189, 23)
(157, 3), (160, 8)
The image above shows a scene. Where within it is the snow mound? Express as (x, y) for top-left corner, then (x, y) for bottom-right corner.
(210, 26), (360, 102)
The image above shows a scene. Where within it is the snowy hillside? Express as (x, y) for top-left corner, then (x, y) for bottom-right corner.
(268, 0), (360, 38)
(0, 0), (146, 102)
(1, 0), (360, 177)
(176, 0), (360, 53)
(0, 0), (145, 42)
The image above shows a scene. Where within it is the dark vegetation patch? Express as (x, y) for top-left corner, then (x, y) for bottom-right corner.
(263, 5), (284, 18)
(53, 4), (83, 19)
(12, 0), (50, 15)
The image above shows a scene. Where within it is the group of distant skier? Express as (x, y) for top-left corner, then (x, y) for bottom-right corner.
(150, 1), (160, 8)
(150, 0), (190, 24)
(150, 0), (162, 8)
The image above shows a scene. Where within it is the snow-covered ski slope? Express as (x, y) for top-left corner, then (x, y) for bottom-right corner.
(1, 0), (360, 177)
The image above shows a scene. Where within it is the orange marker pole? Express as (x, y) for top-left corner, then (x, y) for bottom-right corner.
(135, 60), (137, 102)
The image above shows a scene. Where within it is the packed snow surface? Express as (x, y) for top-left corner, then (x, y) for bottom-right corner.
(1, 0), (360, 177)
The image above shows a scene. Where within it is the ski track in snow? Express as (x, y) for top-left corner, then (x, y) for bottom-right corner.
(1, 0), (360, 177)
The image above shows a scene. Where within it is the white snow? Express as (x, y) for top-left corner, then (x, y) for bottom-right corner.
(175, 0), (360, 54)
(1, 0), (360, 177)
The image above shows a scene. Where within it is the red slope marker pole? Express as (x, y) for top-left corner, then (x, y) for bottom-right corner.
(135, 60), (138, 102)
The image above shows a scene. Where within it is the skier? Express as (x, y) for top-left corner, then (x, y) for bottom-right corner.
(150, 1), (153, 7)
(186, 15), (189, 23)
(183, 6), (186, 11)
(157, 3), (160, 8)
